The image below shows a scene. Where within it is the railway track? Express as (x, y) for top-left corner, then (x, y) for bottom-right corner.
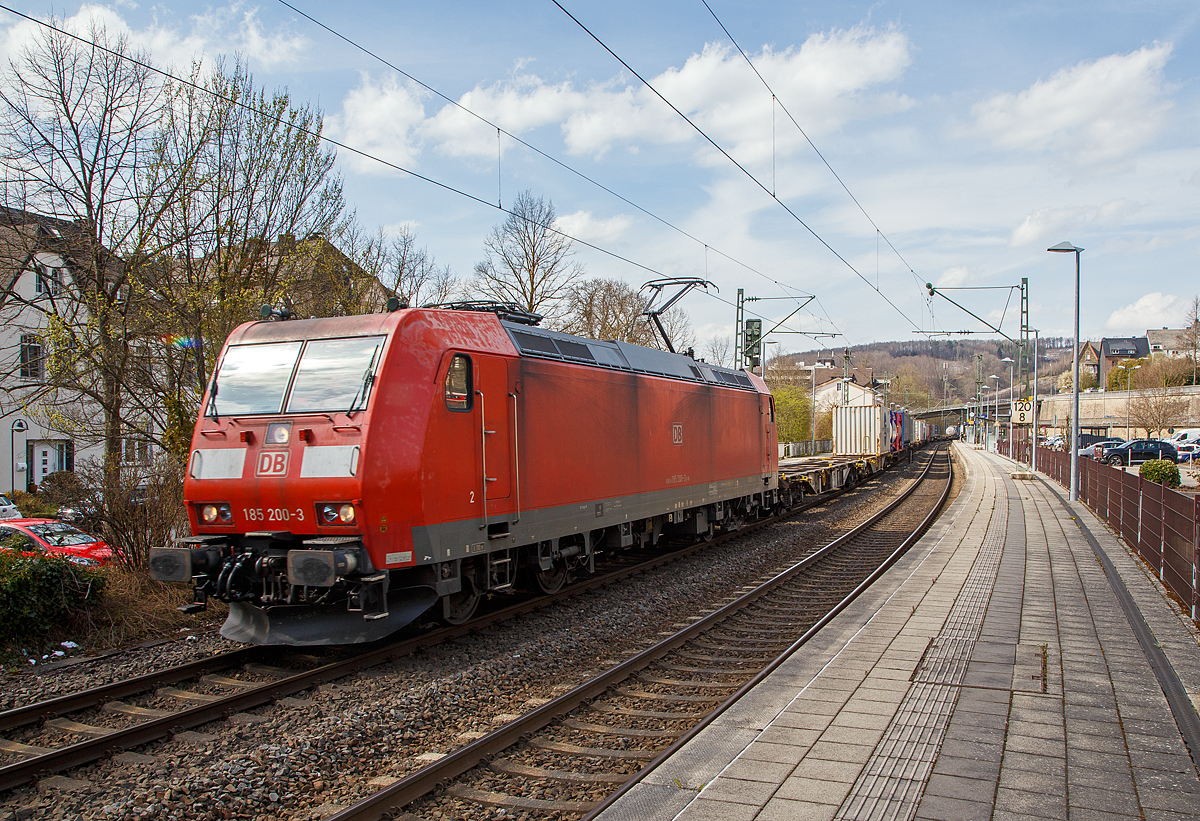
(323, 445), (952, 820)
(0, 454), (903, 796)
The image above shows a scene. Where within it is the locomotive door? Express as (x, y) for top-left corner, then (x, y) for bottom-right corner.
(762, 395), (774, 474)
(475, 355), (512, 503)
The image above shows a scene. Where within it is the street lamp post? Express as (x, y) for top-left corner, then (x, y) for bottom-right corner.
(1032, 330), (1039, 470)
(10, 418), (28, 495)
(1049, 241), (1084, 502)
(989, 375), (1000, 450)
(1117, 363), (1141, 440)
(810, 365), (817, 454)
(981, 385), (990, 448)
(1001, 357), (1014, 456)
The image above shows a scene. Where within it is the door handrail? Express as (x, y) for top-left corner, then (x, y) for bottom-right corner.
(510, 392), (521, 523)
(476, 389), (489, 530)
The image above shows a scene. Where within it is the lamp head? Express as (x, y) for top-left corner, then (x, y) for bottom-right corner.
(1047, 242), (1083, 253)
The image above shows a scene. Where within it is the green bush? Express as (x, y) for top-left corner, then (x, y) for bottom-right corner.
(0, 551), (105, 643)
(10, 489), (57, 518)
(1140, 459), (1181, 489)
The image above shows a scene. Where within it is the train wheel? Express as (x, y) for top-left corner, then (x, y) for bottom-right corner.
(534, 565), (568, 594)
(442, 579), (481, 625)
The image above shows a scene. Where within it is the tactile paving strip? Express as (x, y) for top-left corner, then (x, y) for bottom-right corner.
(834, 485), (1008, 821)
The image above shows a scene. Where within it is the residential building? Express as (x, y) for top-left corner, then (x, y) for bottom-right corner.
(1099, 337), (1150, 387)
(1147, 326), (1200, 359)
(0, 207), (106, 492)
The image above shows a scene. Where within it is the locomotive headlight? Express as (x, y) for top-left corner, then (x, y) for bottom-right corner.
(317, 503), (356, 525)
(266, 422), (291, 444)
(200, 503), (232, 523)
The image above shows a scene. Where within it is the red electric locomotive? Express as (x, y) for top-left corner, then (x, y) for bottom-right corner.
(150, 303), (791, 644)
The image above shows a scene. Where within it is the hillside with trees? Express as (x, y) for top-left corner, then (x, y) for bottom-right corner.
(779, 337), (1078, 409)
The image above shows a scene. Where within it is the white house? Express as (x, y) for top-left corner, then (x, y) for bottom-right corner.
(1, 208), (110, 493)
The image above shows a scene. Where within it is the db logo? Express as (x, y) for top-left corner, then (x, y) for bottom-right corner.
(672, 423), (683, 446)
(256, 450), (290, 477)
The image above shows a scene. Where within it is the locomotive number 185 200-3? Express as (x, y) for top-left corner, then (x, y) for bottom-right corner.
(243, 508), (306, 522)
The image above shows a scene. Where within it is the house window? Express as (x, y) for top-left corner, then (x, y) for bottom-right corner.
(122, 439), (150, 465)
(34, 264), (61, 295)
(19, 335), (43, 380)
(55, 441), (74, 472)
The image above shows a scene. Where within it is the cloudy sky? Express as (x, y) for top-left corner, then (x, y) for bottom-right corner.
(2, 1), (1198, 353)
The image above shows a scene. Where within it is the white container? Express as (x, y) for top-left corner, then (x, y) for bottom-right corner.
(834, 405), (885, 455)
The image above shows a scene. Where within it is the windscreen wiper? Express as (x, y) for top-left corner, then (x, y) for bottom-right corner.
(348, 346), (381, 414)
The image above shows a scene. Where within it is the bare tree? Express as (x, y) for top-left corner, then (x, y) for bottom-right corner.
(145, 59), (344, 377)
(136, 60), (347, 452)
(560, 278), (655, 344)
(1184, 295), (1199, 387)
(558, 277), (694, 351)
(704, 335), (733, 367)
(388, 225), (459, 306)
(0, 21), (182, 473)
(472, 191), (583, 321)
(1130, 385), (1188, 439)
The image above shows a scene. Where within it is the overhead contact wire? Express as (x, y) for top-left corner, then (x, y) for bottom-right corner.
(275, 0), (807, 301)
(551, 0), (925, 334)
(701, 1), (925, 292)
(0, 5), (822, 342)
(0, 4), (674, 283)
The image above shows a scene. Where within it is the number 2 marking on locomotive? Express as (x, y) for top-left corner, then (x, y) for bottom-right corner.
(470, 491), (475, 503)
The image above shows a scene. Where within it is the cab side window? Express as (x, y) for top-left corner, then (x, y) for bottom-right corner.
(444, 354), (473, 411)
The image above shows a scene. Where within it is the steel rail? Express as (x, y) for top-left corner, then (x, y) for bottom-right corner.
(583, 446), (952, 819)
(324, 446), (946, 821)
(0, 453), (897, 793)
(0, 646), (268, 733)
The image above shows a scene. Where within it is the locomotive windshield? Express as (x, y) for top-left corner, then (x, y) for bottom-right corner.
(210, 336), (385, 416)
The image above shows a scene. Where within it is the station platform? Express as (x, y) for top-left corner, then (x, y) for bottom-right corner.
(597, 443), (1200, 820)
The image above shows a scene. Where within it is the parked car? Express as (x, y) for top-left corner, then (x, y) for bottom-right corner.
(0, 495), (19, 521)
(0, 519), (113, 565)
(1166, 429), (1200, 446)
(1103, 439), (1179, 466)
(1082, 438), (1124, 459)
(1175, 443), (1198, 463)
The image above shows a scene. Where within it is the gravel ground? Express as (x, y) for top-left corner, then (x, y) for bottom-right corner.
(0, 456), (930, 821)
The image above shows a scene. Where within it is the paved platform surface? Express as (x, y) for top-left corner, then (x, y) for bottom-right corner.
(597, 443), (1200, 820)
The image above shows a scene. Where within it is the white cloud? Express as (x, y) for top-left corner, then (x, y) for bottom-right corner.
(325, 73), (428, 173)
(0, 3), (308, 75)
(408, 27), (913, 163)
(936, 266), (973, 287)
(1009, 206), (1090, 247)
(1105, 292), (1186, 334)
(1009, 198), (1142, 247)
(972, 44), (1173, 167)
(554, 210), (633, 244)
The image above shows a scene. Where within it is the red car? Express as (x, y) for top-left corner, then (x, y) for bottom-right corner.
(0, 519), (113, 566)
